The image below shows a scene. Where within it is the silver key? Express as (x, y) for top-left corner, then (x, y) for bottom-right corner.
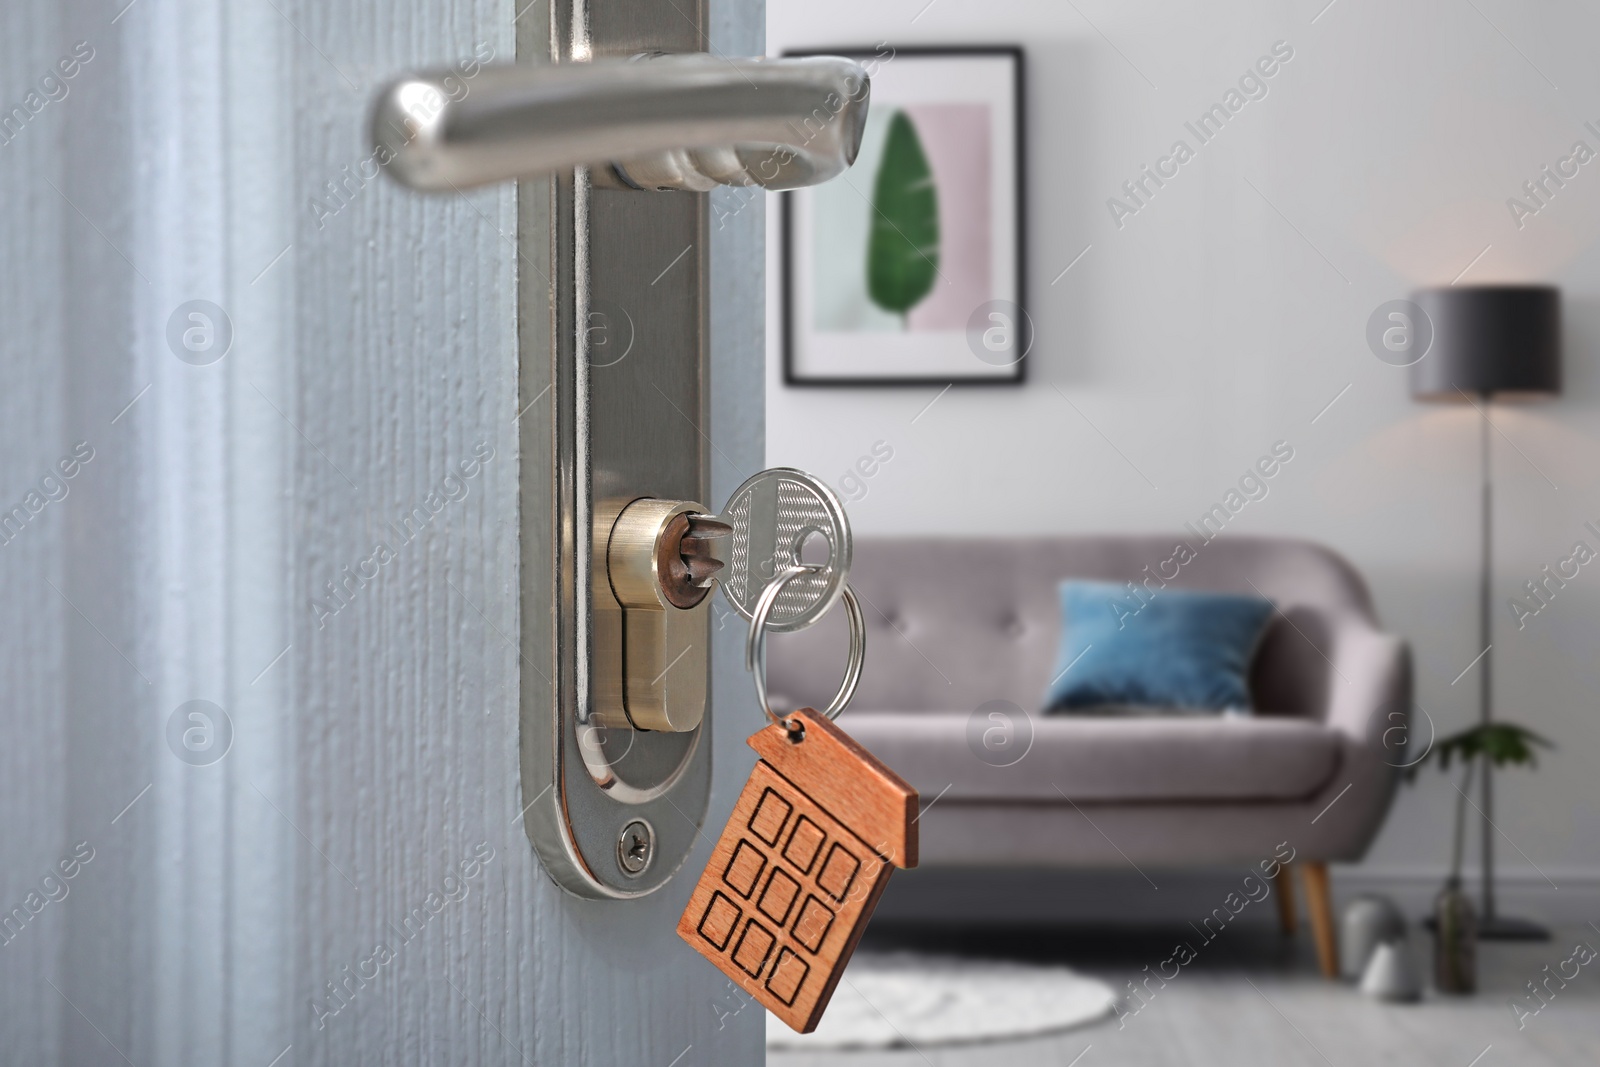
(705, 467), (851, 633)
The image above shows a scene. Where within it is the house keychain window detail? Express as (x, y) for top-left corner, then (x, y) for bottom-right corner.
(677, 565), (918, 1033)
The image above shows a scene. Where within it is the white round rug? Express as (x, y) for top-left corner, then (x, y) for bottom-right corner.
(765, 952), (1117, 1051)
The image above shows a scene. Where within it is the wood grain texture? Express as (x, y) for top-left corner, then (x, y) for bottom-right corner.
(3, 0), (764, 1064)
(1298, 861), (1339, 979)
(45, 0), (279, 1063)
(284, 0), (766, 1063)
(749, 707), (919, 868)
(1272, 863), (1297, 935)
(0, 2), (761, 1067)
(678, 760), (898, 1032)
(0, 2), (66, 1061)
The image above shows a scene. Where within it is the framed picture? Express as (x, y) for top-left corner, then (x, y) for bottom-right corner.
(783, 46), (1026, 386)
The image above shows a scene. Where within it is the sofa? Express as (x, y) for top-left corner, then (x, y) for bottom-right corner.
(766, 535), (1412, 977)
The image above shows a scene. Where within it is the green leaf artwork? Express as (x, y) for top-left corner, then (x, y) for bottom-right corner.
(867, 110), (939, 323)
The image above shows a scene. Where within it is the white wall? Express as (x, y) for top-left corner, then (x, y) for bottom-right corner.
(768, 0), (1600, 917)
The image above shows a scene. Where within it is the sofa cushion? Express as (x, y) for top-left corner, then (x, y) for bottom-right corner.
(843, 711), (1343, 803)
(1044, 581), (1275, 713)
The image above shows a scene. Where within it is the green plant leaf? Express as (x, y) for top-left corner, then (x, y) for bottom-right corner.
(867, 110), (939, 318)
(1405, 721), (1554, 781)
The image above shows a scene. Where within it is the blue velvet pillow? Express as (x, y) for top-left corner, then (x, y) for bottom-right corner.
(1042, 580), (1274, 714)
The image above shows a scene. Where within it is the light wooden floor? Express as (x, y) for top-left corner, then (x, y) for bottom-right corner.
(770, 922), (1600, 1067)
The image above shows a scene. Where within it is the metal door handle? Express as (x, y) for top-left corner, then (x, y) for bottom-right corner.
(367, 31), (871, 898)
(371, 54), (869, 192)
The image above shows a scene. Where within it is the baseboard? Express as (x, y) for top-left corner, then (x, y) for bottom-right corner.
(1333, 867), (1600, 925)
(872, 866), (1600, 928)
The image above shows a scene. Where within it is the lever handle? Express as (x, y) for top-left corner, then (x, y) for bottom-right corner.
(371, 53), (870, 193)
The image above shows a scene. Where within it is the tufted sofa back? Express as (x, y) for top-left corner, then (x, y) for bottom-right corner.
(763, 535), (1379, 720)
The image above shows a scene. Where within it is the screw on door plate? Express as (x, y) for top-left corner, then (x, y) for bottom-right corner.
(617, 819), (655, 876)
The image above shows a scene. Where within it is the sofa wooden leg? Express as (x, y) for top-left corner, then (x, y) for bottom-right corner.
(1273, 863), (1297, 934)
(1298, 861), (1339, 978)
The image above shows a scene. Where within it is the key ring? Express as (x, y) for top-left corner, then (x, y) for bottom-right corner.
(745, 564), (865, 734)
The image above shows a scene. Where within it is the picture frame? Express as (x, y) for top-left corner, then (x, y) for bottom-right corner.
(783, 46), (1027, 387)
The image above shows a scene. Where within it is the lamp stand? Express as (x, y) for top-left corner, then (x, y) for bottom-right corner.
(1476, 398), (1550, 941)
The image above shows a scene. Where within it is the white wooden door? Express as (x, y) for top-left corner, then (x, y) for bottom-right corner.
(0, 0), (766, 1063)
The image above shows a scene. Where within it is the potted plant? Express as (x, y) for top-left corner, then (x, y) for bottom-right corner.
(1406, 722), (1552, 993)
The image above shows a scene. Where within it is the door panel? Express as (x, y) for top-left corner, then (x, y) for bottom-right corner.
(285, 0), (767, 1063)
(4, 0), (767, 1063)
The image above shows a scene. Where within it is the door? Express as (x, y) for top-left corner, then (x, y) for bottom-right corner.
(0, 0), (768, 1064)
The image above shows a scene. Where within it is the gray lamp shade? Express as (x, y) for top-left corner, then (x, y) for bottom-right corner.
(1410, 285), (1561, 400)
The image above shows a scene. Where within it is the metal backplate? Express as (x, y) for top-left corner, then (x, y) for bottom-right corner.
(516, 0), (712, 897)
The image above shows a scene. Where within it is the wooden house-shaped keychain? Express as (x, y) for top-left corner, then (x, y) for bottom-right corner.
(678, 707), (918, 1033)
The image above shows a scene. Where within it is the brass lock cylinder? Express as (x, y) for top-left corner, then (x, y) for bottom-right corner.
(606, 499), (722, 733)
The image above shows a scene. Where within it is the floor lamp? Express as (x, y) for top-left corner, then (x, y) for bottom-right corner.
(1411, 285), (1560, 941)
